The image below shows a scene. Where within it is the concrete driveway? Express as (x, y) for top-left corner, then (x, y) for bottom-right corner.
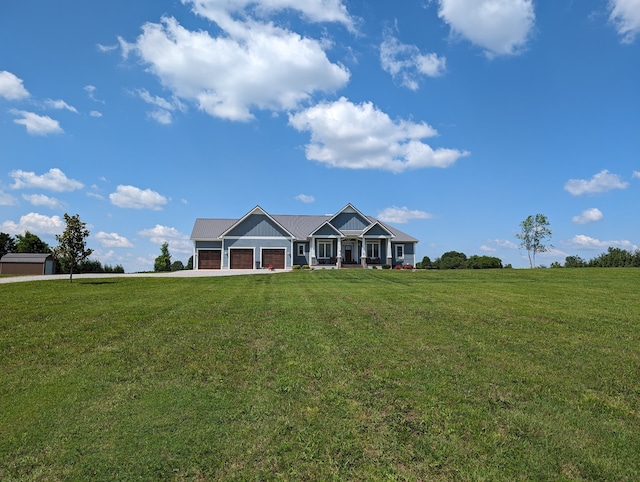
(0, 269), (290, 284)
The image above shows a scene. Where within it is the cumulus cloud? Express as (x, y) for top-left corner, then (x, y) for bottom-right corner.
(10, 110), (63, 135)
(295, 194), (315, 203)
(119, 13), (350, 121)
(480, 245), (496, 252)
(109, 185), (168, 210)
(95, 231), (134, 248)
(0, 71), (30, 100)
(569, 234), (638, 251)
(572, 208), (604, 225)
(438, 0), (535, 57)
(564, 170), (628, 196)
(289, 97), (469, 173)
(377, 206), (433, 224)
(633, 170), (640, 179)
(0, 190), (18, 206)
(138, 224), (192, 253)
(609, 0), (640, 44)
(380, 35), (446, 90)
(185, 0), (354, 29)
(0, 212), (64, 235)
(44, 99), (78, 113)
(90, 111), (103, 118)
(494, 239), (518, 249)
(22, 194), (64, 209)
(10, 168), (84, 192)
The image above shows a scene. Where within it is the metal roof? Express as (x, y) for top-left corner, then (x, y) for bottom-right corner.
(0, 253), (53, 263)
(191, 210), (418, 243)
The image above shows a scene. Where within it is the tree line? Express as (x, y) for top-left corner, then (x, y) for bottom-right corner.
(551, 247), (640, 268)
(417, 251), (507, 270)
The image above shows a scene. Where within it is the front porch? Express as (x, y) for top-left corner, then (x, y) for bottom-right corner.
(311, 257), (388, 269)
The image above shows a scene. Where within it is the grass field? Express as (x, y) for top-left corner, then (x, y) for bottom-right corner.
(1, 269), (639, 480)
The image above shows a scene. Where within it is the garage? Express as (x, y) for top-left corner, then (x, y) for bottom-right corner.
(262, 249), (285, 269)
(198, 250), (221, 269)
(230, 248), (254, 269)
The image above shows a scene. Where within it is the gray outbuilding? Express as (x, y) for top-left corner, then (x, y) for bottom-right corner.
(0, 253), (56, 275)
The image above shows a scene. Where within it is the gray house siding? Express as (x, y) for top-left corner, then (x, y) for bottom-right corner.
(224, 237), (292, 268)
(227, 214), (290, 238)
(293, 242), (309, 266)
(332, 212), (369, 231)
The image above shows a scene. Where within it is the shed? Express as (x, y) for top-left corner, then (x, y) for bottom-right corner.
(0, 253), (56, 275)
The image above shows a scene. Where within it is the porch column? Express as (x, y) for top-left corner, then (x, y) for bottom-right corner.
(361, 239), (367, 267)
(337, 237), (342, 268)
(386, 238), (393, 266)
(310, 236), (316, 266)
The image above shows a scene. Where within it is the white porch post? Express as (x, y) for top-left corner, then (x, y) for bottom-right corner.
(310, 236), (316, 266)
(386, 238), (393, 266)
(361, 239), (367, 267)
(337, 237), (342, 268)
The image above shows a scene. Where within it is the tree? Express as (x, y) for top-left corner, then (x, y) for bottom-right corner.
(516, 214), (552, 268)
(54, 214), (93, 283)
(154, 242), (172, 272)
(438, 251), (467, 269)
(171, 260), (184, 272)
(185, 255), (193, 270)
(15, 231), (51, 253)
(0, 232), (16, 259)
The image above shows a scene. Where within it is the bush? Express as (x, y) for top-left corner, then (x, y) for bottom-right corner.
(292, 265), (301, 270)
(403, 263), (413, 270)
(382, 264), (391, 270)
(302, 265), (310, 270)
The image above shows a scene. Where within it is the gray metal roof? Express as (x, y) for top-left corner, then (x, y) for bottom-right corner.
(191, 210), (418, 243)
(0, 253), (53, 263)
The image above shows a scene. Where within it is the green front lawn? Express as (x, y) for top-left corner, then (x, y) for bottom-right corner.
(1, 269), (639, 480)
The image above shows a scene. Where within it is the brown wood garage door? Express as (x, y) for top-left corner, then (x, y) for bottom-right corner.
(262, 249), (285, 269)
(230, 249), (254, 269)
(198, 250), (221, 269)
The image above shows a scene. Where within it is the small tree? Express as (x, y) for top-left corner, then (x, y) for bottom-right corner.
(171, 260), (184, 272)
(0, 232), (16, 258)
(154, 242), (172, 272)
(516, 214), (552, 268)
(54, 213), (93, 283)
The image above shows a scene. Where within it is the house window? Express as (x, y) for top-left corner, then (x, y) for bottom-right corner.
(317, 241), (332, 258)
(297, 243), (305, 256)
(366, 241), (380, 258)
(395, 244), (404, 259)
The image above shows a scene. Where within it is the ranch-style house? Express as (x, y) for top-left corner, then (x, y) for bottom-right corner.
(190, 203), (419, 270)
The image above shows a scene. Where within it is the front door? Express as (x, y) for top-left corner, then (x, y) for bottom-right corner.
(344, 244), (353, 263)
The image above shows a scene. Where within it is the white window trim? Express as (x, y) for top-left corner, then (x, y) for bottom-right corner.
(395, 244), (405, 259)
(317, 240), (333, 259)
(366, 241), (380, 259)
(297, 243), (305, 256)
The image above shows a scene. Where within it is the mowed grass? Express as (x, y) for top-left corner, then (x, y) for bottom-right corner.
(1, 269), (639, 481)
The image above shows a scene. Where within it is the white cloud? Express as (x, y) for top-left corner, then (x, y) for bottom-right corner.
(10, 168), (84, 192)
(84, 84), (104, 103)
(494, 239), (518, 249)
(438, 0), (535, 57)
(0, 190), (18, 206)
(564, 169), (628, 196)
(90, 111), (103, 118)
(377, 206), (433, 224)
(138, 224), (192, 253)
(109, 185), (168, 210)
(568, 234), (638, 251)
(120, 14), (350, 121)
(572, 208), (604, 225)
(633, 170), (640, 179)
(609, 0), (640, 44)
(0, 71), (30, 100)
(22, 194), (64, 209)
(380, 35), (446, 90)
(95, 231), (134, 248)
(148, 110), (173, 125)
(295, 194), (315, 203)
(0, 212), (64, 235)
(10, 110), (63, 136)
(289, 97), (469, 173)
(44, 99), (78, 113)
(185, 0), (354, 30)
(480, 245), (496, 252)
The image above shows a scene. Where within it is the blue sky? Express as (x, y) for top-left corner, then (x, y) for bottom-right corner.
(1, 0), (639, 271)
